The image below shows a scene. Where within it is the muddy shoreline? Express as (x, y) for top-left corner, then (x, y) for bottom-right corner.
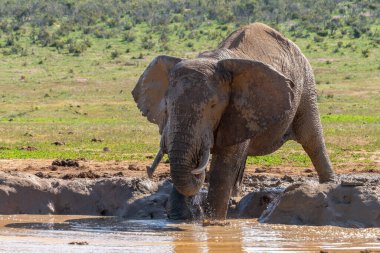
(1, 164), (379, 228)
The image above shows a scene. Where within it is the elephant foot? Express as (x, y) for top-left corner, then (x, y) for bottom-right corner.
(318, 173), (336, 184)
(167, 187), (193, 220)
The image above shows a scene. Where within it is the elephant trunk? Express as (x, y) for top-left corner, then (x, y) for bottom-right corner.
(168, 134), (207, 197)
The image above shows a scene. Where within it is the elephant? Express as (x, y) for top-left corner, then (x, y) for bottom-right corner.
(132, 23), (335, 220)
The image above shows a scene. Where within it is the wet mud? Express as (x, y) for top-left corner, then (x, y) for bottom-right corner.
(0, 171), (379, 228)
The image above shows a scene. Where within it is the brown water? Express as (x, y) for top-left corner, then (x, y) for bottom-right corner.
(0, 215), (379, 252)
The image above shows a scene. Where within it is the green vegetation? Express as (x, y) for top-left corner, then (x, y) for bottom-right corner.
(0, 0), (379, 169)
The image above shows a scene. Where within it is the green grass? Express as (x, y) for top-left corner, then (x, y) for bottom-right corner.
(0, 21), (379, 170)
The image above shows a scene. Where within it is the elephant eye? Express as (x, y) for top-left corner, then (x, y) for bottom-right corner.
(211, 103), (217, 108)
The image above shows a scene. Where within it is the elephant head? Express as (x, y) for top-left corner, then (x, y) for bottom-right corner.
(132, 55), (294, 197)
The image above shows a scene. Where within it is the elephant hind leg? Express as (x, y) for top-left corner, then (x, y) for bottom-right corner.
(231, 153), (248, 197)
(293, 103), (335, 183)
(302, 142), (335, 183)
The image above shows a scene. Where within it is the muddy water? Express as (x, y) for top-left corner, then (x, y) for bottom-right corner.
(0, 215), (379, 252)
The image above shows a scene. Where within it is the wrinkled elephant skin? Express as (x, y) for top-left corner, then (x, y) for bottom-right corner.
(132, 23), (335, 219)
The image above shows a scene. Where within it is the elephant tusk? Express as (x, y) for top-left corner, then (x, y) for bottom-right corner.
(147, 148), (164, 179)
(191, 149), (210, 175)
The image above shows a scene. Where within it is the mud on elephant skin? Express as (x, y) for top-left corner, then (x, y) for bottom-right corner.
(259, 175), (380, 228)
(132, 22), (335, 219)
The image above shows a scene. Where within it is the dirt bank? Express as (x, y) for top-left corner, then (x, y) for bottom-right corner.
(0, 158), (378, 181)
(1, 168), (379, 227)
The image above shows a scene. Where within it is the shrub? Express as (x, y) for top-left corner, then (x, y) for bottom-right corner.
(316, 30), (328, 37)
(2, 44), (26, 56)
(93, 26), (113, 39)
(141, 36), (155, 49)
(111, 50), (120, 59)
(313, 35), (324, 43)
(51, 37), (65, 50)
(123, 31), (136, 42)
(5, 35), (15, 47)
(351, 27), (361, 39)
(67, 39), (88, 55)
(361, 49), (370, 58)
(123, 21), (133, 31)
(37, 28), (51, 46)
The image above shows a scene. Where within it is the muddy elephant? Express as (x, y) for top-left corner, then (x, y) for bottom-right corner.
(132, 23), (335, 219)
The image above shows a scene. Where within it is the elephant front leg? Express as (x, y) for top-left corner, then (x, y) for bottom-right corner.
(206, 141), (250, 219)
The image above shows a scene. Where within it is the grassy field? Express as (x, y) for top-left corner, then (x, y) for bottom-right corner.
(0, 22), (379, 170)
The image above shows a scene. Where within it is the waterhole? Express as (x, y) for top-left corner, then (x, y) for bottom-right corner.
(0, 215), (379, 252)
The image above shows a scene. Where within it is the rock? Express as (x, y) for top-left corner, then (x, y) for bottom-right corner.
(128, 164), (140, 171)
(35, 172), (44, 178)
(19, 146), (37, 151)
(52, 141), (65, 146)
(259, 181), (380, 228)
(113, 172), (124, 177)
(255, 167), (267, 173)
(77, 170), (99, 179)
(49, 165), (58, 171)
(52, 159), (79, 167)
(281, 175), (294, 183)
(69, 241), (88, 245)
(236, 188), (284, 218)
(341, 180), (365, 187)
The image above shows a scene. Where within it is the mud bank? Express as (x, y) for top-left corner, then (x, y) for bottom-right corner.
(0, 172), (170, 218)
(0, 172), (379, 227)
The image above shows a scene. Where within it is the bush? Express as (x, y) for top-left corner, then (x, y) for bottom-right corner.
(2, 44), (26, 56)
(5, 35), (15, 47)
(111, 50), (120, 59)
(50, 37), (65, 50)
(37, 29), (51, 46)
(361, 49), (370, 58)
(313, 35), (324, 43)
(316, 30), (328, 37)
(67, 39), (88, 55)
(93, 26), (113, 39)
(351, 27), (361, 39)
(123, 21), (133, 30)
(123, 31), (136, 42)
(141, 36), (155, 49)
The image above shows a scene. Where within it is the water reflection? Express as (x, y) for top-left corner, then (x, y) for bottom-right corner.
(0, 215), (379, 252)
(172, 222), (244, 253)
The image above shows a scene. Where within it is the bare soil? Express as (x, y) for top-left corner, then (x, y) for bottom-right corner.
(0, 158), (378, 181)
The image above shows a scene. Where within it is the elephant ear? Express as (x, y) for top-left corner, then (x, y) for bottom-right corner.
(216, 59), (295, 147)
(132, 55), (182, 133)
